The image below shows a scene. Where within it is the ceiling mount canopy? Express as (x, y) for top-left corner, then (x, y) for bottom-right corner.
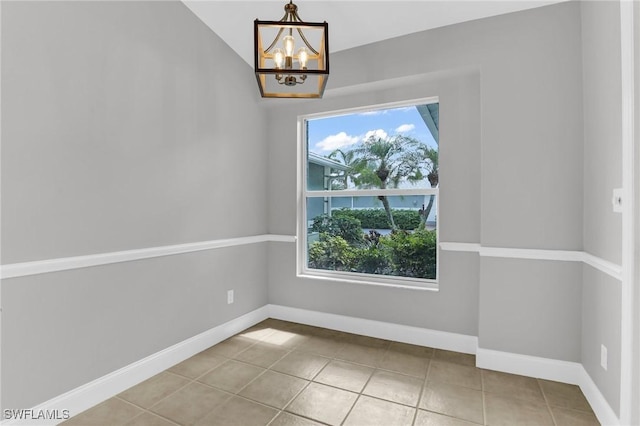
(254, 0), (329, 98)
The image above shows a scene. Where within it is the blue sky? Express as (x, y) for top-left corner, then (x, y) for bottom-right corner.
(307, 105), (437, 156)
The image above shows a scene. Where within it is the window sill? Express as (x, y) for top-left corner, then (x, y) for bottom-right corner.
(297, 269), (439, 291)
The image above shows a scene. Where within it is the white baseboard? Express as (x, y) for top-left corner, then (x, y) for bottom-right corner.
(7, 305), (620, 426)
(267, 304), (478, 354)
(1, 306), (270, 426)
(477, 348), (620, 426)
(270, 304), (620, 425)
(577, 365), (621, 426)
(476, 347), (584, 384)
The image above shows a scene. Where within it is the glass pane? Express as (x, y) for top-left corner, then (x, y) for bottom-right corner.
(306, 103), (439, 191)
(306, 196), (437, 280)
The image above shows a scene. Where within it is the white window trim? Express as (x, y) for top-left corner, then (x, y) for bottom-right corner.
(296, 97), (440, 291)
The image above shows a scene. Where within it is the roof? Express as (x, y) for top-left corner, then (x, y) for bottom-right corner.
(417, 103), (439, 145)
(308, 152), (351, 171)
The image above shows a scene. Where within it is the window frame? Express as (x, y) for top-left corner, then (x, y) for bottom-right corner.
(296, 97), (440, 291)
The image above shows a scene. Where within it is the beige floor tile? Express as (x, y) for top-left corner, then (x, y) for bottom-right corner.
(314, 360), (374, 393)
(414, 410), (479, 426)
(304, 325), (347, 339)
(420, 380), (484, 424)
(260, 318), (299, 330)
(296, 335), (346, 357)
(270, 412), (324, 426)
(378, 349), (430, 378)
(433, 349), (476, 367)
(260, 329), (310, 348)
(336, 342), (387, 367)
(237, 322), (278, 341)
(286, 382), (358, 426)
(484, 392), (554, 426)
(195, 396), (278, 426)
(271, 350), (330, 380)
(62, 398), (143, 425)
(427, 361), (482, 390)
(539, 379), (593, 412)
(482, 369), (545, 402)
(168, 351), (227, 379)
(234, 341), (290, 368)
(550, 406), (600, 426)
(198, 360), (265, 393)
(388, 341), (434, 358)
(282, 321), (318, 335)
(206, 336), (256, 358)
(118, 372), (189, 409)
(239, 370), (308, 409)
(124, 412), (178, 426)
(347, 334), (390, 349)
(363, 369), (423, 406)
(343, 395), (416, 426)
(65, 321), (602, 426)
(150, 382), (231, 425)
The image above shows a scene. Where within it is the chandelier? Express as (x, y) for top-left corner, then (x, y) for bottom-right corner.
(254, 1), (329, 98)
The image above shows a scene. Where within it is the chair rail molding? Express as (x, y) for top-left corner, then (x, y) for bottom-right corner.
(0, 236), (622, 281)
(439, 242), (622, 281)
(0, 234), (294, 279)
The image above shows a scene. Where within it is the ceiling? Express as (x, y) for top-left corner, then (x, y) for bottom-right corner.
(182, 0), (569, 67)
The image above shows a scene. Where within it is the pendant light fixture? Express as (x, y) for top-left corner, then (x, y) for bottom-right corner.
(254, 1), (329, 98)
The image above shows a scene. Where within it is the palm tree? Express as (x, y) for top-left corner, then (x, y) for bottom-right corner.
(419, 146), (438, 227)
(328, 148), (362, 189)
(350, 135), (427, 230)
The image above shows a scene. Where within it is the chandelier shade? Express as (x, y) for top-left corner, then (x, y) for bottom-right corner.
(254, 1), (329, 98)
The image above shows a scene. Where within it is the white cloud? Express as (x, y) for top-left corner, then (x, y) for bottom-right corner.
(315, 132), (360, 151)
(363, 129), (388, 141)
(395, 124), (415, 133)
(358, 110), (385, 116)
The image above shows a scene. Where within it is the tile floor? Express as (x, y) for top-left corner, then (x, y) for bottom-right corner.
(63, 319), (599, 426)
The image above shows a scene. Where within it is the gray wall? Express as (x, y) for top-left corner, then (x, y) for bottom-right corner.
(634, 3), (640, 424)
(1, 1), (268, 409)
(580, 0), (623, 416)
(581, 265), (622, 416)
(268, 69), (481, 336)
(1, 0), (630, 417)
(479, 258), (582, 361)
(267, 2), (585, 361)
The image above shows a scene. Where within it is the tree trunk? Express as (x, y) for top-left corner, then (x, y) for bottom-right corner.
(379, 195), (396, 230)
(423, 171), (438, 227)
(423, 195), (435, 227)
(376, 167), (396, 230)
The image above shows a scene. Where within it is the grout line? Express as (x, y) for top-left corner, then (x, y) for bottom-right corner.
(116, 373), (194, 412)
(105, 320), (600, 426)
(537, 379), (558, 426)
(480, 369), (487, 426)
(140, 409), (181, 426)
(412, 356), (432, 426)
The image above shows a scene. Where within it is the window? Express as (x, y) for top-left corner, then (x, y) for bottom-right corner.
(298, 99), (440, 289)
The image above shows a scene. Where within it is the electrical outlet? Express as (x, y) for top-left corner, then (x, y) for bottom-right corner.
(227, 290), (234, 305)
(601, 344), (608, 370)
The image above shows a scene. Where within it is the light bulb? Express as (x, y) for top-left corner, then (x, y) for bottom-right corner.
(273, 48), (284, 68)
(283, 35), (295, 57)
(297, 47), (308, 69)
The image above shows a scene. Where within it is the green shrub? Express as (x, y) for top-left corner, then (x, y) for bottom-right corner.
(308, 213), (436, 280)
(393, 210), (422, 230)
(310, 214), (363, 245)
(382, 228), (437, 279)
(308, 234), (357, 271)
(333, 208), (420, 230)
(353, 246), (391, 275)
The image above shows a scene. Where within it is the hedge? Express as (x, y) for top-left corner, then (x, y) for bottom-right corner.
(333, 208), (421, 230)
(307, 213), (437, 280)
